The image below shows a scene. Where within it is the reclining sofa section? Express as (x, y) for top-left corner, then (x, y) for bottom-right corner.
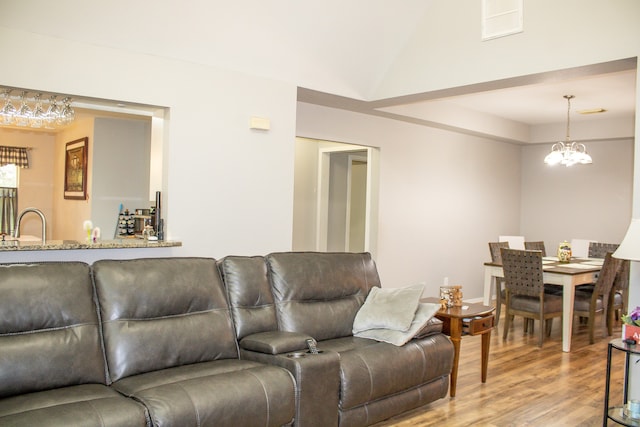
(0, 259), (296, 427)
(219, 252), (454, 427)
(92, 258), (296, 427)
(0, 262), (149, 426)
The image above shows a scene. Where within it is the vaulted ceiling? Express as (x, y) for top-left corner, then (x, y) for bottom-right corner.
(1, 1), (636, 144)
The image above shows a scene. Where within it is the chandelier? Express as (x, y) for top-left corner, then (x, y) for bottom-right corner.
(544, 95), (592, 167)
(0, 88), (75, 129)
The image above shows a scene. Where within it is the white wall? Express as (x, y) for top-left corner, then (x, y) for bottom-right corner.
(520, 139), (633, 250)
(375, 1), (640, 98)
(52, 116), (94, 241)
(296, 102), (522, 298)
(92, 117), (151, 240)
(292, 138), (320, 251)
(0, 26), (297, 262)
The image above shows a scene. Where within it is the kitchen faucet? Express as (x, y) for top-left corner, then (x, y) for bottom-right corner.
(14, 207), (47, 244)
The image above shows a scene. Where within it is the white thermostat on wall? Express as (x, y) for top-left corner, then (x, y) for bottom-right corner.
(250, 116), (270, 131)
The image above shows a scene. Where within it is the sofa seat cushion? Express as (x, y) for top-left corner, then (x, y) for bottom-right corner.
(0, 384), (148, 427)
(510, 293), (563, 313)
(317, 334), (453, 410)
(573, 292), (603, 312)
(113, 359), (295, 427)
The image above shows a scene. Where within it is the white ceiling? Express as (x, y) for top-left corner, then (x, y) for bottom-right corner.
(412, 70), (637, 126)
(1, 1), (636, 141)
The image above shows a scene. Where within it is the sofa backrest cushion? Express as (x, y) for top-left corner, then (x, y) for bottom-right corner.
(92, 257), (238, 382)
(0, 262), (106, 398)
(218, 256), (278, 340)
(266, 252), (380, 341)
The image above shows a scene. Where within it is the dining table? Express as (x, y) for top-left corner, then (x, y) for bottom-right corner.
(483, 256), (604, 352)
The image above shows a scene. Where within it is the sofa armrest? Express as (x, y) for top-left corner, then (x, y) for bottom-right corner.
(239, 331), (313, 354)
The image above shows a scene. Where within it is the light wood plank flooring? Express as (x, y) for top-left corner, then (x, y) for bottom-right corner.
(373, 311), (627, 427)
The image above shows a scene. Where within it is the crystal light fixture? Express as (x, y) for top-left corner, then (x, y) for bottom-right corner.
(544, 95), (593, 167)
(0, 88), (75, 130)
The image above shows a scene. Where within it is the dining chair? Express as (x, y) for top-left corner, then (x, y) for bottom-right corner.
(608, 258), (629, 334)
(488, 241), (509, 327)
(577, 242), (620, 295)
(573, 252), (622, 344)
(500, 248), (563, 347)
(588, 242), (619, 258)
(523, 241), (563, 296)
(524, 241), (546, 256)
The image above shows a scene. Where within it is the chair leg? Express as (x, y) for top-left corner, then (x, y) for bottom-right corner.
(607, 293), (615, 336)
(503, 312), (512, 341)
(495, 280), (502, 328)
(545, 319), (553, 336)
(524, 318), (534, 334)
(588, 315), (595, 345)
(538, 318), (544, 347)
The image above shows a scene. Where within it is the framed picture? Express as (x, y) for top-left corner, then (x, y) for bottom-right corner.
(64, 137), (88, 200)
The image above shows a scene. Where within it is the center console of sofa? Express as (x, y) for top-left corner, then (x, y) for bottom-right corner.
(220, 252), (454, 427)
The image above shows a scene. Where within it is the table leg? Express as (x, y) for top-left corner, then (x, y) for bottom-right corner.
(562, 284), (575, 352)
(483, 268), (493, 306)
(481, 329), (491, 383)
(448, 317), (462, 397)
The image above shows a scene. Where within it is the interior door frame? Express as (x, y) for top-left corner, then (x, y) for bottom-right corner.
(316, 144), (379, 256)
(345, 153), (368, 252)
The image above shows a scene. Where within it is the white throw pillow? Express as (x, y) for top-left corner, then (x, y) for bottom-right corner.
(354, 302), (441, 346)
(352, 284), (424, 333)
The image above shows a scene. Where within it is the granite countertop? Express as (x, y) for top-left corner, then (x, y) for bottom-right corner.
(0, 238), (182, 251)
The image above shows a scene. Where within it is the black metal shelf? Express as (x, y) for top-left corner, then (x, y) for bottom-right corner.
(604, 339), (640, 426)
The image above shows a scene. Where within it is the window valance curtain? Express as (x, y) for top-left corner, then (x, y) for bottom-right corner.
(0, 146), (29, 168)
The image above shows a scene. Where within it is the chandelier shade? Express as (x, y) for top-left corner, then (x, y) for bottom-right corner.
(544, 95), (592, 167)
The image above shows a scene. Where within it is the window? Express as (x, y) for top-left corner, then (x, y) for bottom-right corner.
(0, 163), (18, 187)
(0, 163), (18, 235)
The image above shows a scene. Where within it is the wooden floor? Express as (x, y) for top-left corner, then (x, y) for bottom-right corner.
(373, 311), (626, 427)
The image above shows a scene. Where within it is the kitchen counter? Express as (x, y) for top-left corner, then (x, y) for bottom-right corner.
(0, 238), (182, 251)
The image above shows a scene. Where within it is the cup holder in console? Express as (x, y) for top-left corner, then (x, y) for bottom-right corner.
(286, 350), (324, 358)
(287, 352), (307, 358)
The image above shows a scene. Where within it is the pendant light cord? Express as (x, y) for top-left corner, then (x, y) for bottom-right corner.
(564, 94), (574, 141)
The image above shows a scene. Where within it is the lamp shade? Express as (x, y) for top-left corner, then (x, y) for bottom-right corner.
(613, 218), (640, 261)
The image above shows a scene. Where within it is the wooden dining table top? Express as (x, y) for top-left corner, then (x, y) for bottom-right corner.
(484, 256), (603, 275)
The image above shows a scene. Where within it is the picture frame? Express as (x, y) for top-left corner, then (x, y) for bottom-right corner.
(64, 137), (88, 200)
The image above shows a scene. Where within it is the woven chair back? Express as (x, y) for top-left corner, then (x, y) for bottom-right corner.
(489, 241), (509, 264)
(588, 242), (619, 259)
(614, 259), (630, 292)
(524, 241), (546, 256)
(593, 252), (622, 296)
(500, 248), (544, 297)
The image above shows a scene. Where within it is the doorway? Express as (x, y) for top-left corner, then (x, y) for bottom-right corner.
(292, 137), (379, 256)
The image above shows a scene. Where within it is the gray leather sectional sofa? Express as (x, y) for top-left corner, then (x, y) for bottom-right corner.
(0, 252), (453, 427)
